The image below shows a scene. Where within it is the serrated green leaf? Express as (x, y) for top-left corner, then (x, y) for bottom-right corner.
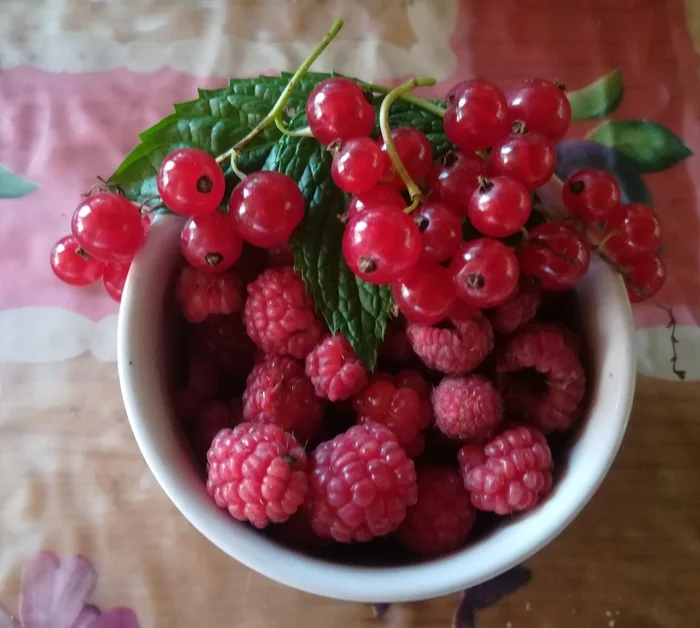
(0, 165), (37, 199)
(568, 69), (624, 121)
(587, 119), (693, 173)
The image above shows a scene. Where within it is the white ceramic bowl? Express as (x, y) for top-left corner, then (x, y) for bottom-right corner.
(118, 214), (636, 603)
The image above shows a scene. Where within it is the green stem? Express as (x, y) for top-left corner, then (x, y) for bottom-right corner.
(361, 81), (446, 118)
(379, 77), (437, 206)
(274, 118), (314, 138)
(230, 151), (247, 181)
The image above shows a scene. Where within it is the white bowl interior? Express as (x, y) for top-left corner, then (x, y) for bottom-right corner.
(118, 215), (636, 603)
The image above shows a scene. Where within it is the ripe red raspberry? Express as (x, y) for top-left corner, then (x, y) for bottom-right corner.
(207, 423), (308, 528)
(487, 278), (541, 334)
(305, 334), (367, 401)
(379, 322), (414, 364)
(459, 425), (553, 514)
(189, 314), (255, 381)
(188, 397), (243, 462)
(395, 468), (476, 556)
(308, 423), (418, 542)
(432, 375), (502, 441)
(243, 356), (324, 442)
(175, 265), (244, 323)
(244, 267), (325, 359)
(496, 324), (586, 433)
(406, 303), (494, 375)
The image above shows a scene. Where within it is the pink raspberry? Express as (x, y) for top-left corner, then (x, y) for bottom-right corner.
(432, 375), (502, 441)
(308, 423), (418, 542)
(487, 278), (541, 334)
(189, 314), (255, 381)
(379, 321), (414, 364)
(207, 423), (308, 528)
(459, 425), (553, 514)
(244, 267), (325, 359)
(496, 324), (586, 433)
(188, 398), (243, 462)
(175, 265), (244, 323)
(406, 302), (494, 375)
(305, 334), (367, 401)
(243, 356), (324, 442)
(395, 468), (476, 556)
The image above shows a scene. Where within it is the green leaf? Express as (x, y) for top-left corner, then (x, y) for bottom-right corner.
(0, 165), (37, 199)
(587, 120), (693, 173)
(568, 69), (624, 121)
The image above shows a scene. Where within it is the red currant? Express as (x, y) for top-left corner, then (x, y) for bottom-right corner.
(342, 207), (421, 284)
(603, 203), (662, 256)
(229, 171), (305, 248)
(331, 137), (386, 194)
(426, 151), (487, 215)
(617, 251), (666, 302)
(157, 148), (225, 217)
(506, 79), (571, 143)
(449, 238), (519, 308)
(468, 176), (531, 238)
(489, 127), (556, 191)
(518, 222), (590, 291)
(392, 262), (456, 325)
(562, 168), (621, 223)
(347, 185), (406, 219)
(181, 211), (243, 272)
(103, 261), (131, 302)
(443, 80), (509, 152)
(306, 78), (375, 146)
(414, 201), (462, 263)
(378, 127), (433, 189)
(71, 192), (145, 263)
(50, 236), (105, 286)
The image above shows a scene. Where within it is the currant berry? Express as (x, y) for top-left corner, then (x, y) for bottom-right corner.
(229, 171), (305, 248)
(306, 77), (375, 145)
(331, 138), (386, 194)
(449, 238), (519, 308)
(426, 151), (487, 215)
(603, 203), (662, 256)
(347, 185), (406, 219)
(444, 80), (509, 152)
(617, 251), (666, 302)
(157, 148), (225, 217)
(50, 236), (105, 286)
(181, 211), (243, 272)
(562, 168), (621, 223)
(103, 261), (131, 302)
(468, 176), (531, 238)
(489, 126), (556, 191)
(342, 207), (421, 285)
(379, 127), (433, 189)
(71, 192), (145, 263)
(414, 201), (462, 263)
(518, 222), (590, 291)
(392, 262), (456, 325)
(506, 79), (571, 143)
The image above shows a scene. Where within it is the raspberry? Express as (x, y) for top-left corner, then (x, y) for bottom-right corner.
(406, 303), (494, 375)
(305, 334), (367, 401)
(243, 356), (324, 442)
(459, 425), (553, 514)
(308, 423), (418, 542)
(175, 265), (244, 323)
(496, 324), (586, 433)
(432, 375), (502, 441)
(487, 278), (541, 335)
(188, 398), (243, 462)
(395, 468), (476, 556)
(207, 423), (308, 528)
(379, 321), (414, 364)
(189, 314), (255, 381)
(244, 267), (325, 359)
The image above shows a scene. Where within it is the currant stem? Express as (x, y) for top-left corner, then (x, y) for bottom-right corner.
(274, 118), (314, 138)
(360, 81), (446, 118)
(230, 151), (247, 181)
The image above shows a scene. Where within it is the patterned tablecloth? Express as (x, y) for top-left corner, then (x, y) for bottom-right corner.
(1, 1), (699, 627)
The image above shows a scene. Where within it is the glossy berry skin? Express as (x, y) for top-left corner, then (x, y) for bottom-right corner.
(450, 239), (519, 308)
(392, 262), (457, 325)
(444, 80), (509, 152)
(603, 203), (662, 256)
(562, 168), (621, 223)
(342, 207), (421, 285)
(331, 138), (386, 194)
(426, 151), (487, 215)
(489, 131), (556, 191)
(617, 251), (666, 302)
(103, 261), (130, 302)
(347, 185), (406, 219)
(71, 192), (145, 263)
(468, 176), (531, 238)
(229, 171), (305, 248)
(415, 201), (463, 262)
(506, 79), (571, 143)
(518, 223), (590, 291)
(180, 211), (243, 272)
(306, 77), (375, 146)
(379, 127), (433, 189)
(50, 236), (105, 286)
(157, 148), (225, 217)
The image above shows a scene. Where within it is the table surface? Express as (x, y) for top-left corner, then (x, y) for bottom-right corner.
(1, 2), (699, 627)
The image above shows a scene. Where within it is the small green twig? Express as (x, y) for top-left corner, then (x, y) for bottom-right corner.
(230, 151), (247, 181)
(274, 118), (314, 138)
(359, 81), (446, 118)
